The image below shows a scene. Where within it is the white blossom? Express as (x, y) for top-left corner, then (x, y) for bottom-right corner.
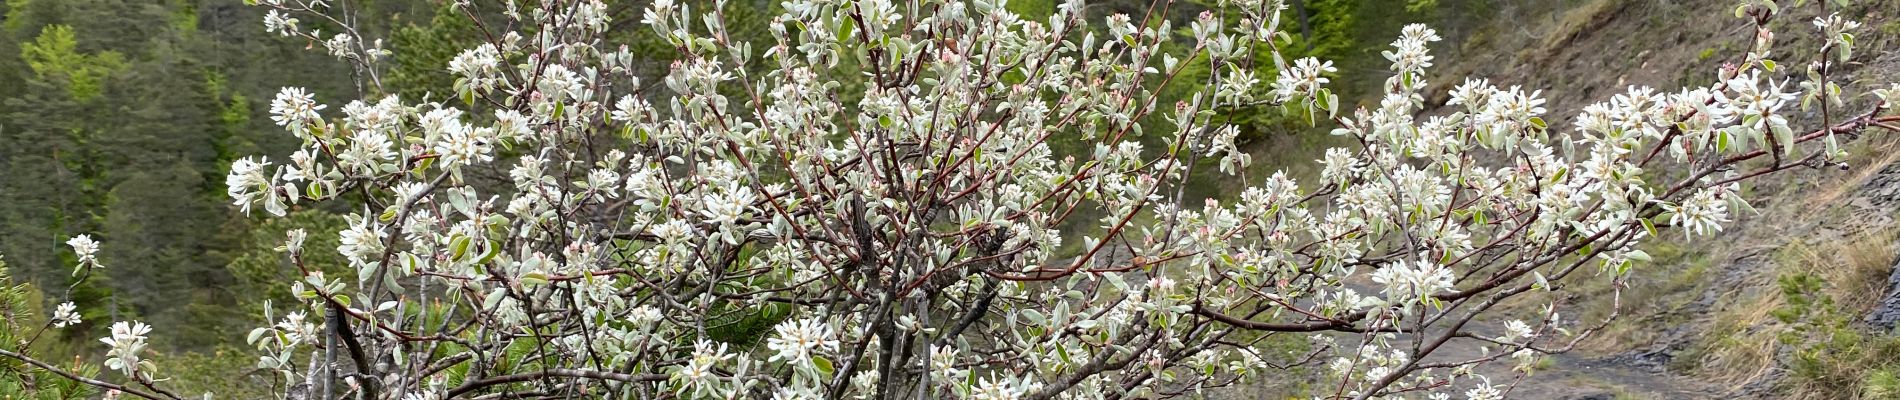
(1384, 24), (1440, 73)
(767, 317), (839, 365)
(283, 228), (308, 255)
(433, 123), (492, 169)
(674, 339), (733, 394)
(1466, 385), (1502, 400)
(1273, 57), (1336, 101)
(1667, 187), (1729, 238)
(263, 10), (298, 36)
(337, 215), (386, 266)
(322, 33), (353, 58)
(1371, 256), (1454, 302)
(339, 130), (397, 173)
(1499, 319), (1534, 342)
(269, 87), (326, 138)
(225, 156), (282, 216)
(1319, 147), (1360, 183)
(99, 321), (153, 377)
(66, 234), (101, 270)
(700, 190), (757, 227)
(52, 302), (81, 328)
(970, 374), (1025, 400)
(448, 44), (502, 91)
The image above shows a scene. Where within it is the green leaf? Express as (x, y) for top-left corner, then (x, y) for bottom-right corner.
(450, 235), (472, 261)
(521, 271), (548, 286)
(475, 240), (502, 266)
(413, 157), (434, 175)
(1827, 133), (1843, 159)
(813, 356), (835, 377)
(1023, 309), (1047, 325)
(836, 17), (857, 42)
(483, 289), (506, 310)
(358, 262), (380, 284)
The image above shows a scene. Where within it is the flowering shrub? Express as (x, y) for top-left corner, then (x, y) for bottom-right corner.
(6, 0), (1900, 399)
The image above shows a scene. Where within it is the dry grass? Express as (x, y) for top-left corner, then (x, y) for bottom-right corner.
(1786, 231), (1898, 313)
(1673, 229), (1899, 395)
(1529, 0), (1626, 60)
(1685, 290), (1782, 386)
(1806, 137), (1900, 209)
(1663, 131), (1900, 396)
(1574, 243), (1711, 353)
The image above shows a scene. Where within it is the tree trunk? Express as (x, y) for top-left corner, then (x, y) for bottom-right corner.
(1295, 0), (1312, 52)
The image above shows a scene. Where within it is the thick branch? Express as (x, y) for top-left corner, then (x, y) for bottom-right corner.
(445, 368), (666, 398)
(0, 349), (180, 400)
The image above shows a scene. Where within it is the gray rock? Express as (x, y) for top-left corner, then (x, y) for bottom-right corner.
(1864, 251), (1900, 330)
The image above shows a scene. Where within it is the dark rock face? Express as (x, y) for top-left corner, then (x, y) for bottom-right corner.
(1862, 163), (1900, 331)
(1865, 255), (1900, 330)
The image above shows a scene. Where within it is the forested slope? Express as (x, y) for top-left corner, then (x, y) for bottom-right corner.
(0, 0), (408, 351)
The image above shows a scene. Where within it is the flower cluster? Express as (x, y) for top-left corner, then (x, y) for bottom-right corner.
(766, 317), (839, 365)
(269, 87), (325, 139)
(1370, 257), (1455, 304)
(65, 234), (101, 272)
(51, 302), (80, 328)
(1667, 187), (1732, 238)
(1814, 13), (1861, 61)
(1273, 57), (1336, 101)
(99, 321), (153, 379)
(1384, 24), (1441, 73)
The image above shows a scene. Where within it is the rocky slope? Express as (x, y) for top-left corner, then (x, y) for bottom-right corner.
(1215, 0), (1900, 398)
(1420, 0), (1900, 398)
